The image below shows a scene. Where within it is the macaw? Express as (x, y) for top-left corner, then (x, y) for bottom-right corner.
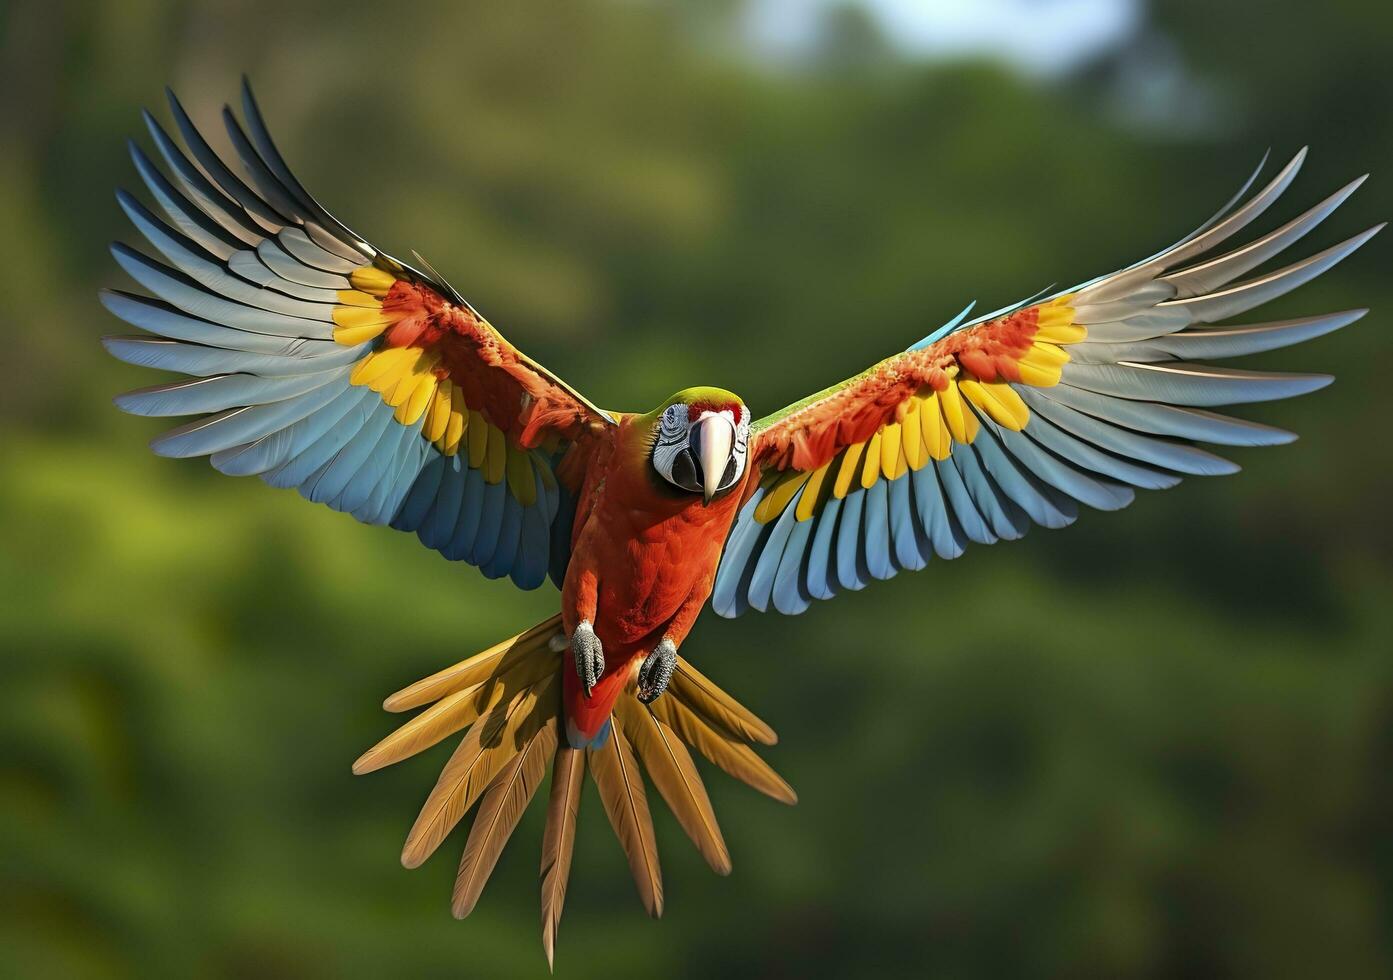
(103, 81), (1378, 967)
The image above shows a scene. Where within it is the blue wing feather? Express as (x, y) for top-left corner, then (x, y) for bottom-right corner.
(393, 454), (446, 532)
(470, 477), (508, 567)
(420, 456), (467, 551)
(888, 472), (928, 571)
(748, 492), (803, 613)
(264, 390), (379, 489)
(834, 489), (869, 592)
(482, 492), (524, 580)
(861, 479), (895, 581)
(804, 495), (842, 600)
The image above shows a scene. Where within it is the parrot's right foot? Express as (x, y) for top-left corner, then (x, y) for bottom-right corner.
(636, 637), (677, 704)
(571, 621), (605, 698)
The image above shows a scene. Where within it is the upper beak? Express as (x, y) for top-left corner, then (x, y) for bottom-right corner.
(691, 415), (734, 505)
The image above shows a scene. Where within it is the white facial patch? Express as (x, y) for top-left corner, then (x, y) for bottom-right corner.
(651, 404), (691, 484)
(650, 403), (750, 496)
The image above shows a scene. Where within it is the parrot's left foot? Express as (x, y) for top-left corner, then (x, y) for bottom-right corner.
(636, 638), (677, 704)
(572, 621), (605, 698)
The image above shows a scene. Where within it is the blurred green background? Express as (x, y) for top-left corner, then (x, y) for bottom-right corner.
(3, 0), (1391, 976)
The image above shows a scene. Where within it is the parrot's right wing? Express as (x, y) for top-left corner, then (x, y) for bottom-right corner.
(103, 81), (616, 590)
(714, 149), (1380, 616)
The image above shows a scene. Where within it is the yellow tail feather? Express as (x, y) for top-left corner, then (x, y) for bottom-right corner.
(615, 698), (730, 875)
(381, 614), (563, 713)
(587, 724), (663, 917)
(452, 719), (558, 919)
(356, 614), (794, 966)
(540, 746), (584, 972)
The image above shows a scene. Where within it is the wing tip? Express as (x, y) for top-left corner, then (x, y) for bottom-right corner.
(1281, 145), (1307, 180)
(148, 430), (195, 458)
(1303, 371), (1335, 390)
(111, 388), (154, 415)
(109, 240), (140, 262)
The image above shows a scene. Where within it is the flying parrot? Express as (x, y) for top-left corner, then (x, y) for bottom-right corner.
(103, 81), (1378, 966)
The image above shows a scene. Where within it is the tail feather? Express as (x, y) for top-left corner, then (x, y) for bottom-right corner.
(354, 648), (556, 775)
(540, 747), (584, 972)
(400, 672), (556, 869)
(356, 614), (794, 966)
(616, 697), (731, 875)
(587, 724), (664, 917)
(452, 718), (558, 919)
(667, 658), (778, 746)
(382, 614), (563, 712)
(650, 695), (798, 805)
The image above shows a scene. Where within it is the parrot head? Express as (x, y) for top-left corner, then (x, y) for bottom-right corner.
(648, 387), (751, 504)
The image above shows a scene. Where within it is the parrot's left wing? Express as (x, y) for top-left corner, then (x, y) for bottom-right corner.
(104, 81), (615, 590)
(713, 150), (1380, 616)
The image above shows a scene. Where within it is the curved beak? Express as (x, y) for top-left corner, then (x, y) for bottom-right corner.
(690, 414), (734, 505)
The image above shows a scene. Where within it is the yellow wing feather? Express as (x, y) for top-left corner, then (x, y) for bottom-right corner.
(750, 296), (1088, 525)
(901, 398), (925, 470)
(832, 440), (866, 499)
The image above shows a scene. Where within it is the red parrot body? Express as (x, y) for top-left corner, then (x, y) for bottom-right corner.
(560, 408), (748, 744)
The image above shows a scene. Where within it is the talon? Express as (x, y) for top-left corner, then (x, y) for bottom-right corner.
(571, 621), (605, 698)
(636, 638), (677, 704)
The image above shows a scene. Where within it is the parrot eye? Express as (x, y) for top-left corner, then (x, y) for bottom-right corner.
(658, 404), (687, 441)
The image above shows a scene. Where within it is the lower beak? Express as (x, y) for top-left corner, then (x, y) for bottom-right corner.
(693, 416), (734, 505)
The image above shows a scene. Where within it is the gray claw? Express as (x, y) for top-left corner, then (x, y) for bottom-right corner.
(572, 622), (605, 698)
(636, 638), (677, 704)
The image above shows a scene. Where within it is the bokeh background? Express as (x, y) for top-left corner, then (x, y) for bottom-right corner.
(3, 1), (1391, 976)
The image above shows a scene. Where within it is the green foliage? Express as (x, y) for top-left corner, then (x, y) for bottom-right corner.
(2, 0), (1391, 975)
